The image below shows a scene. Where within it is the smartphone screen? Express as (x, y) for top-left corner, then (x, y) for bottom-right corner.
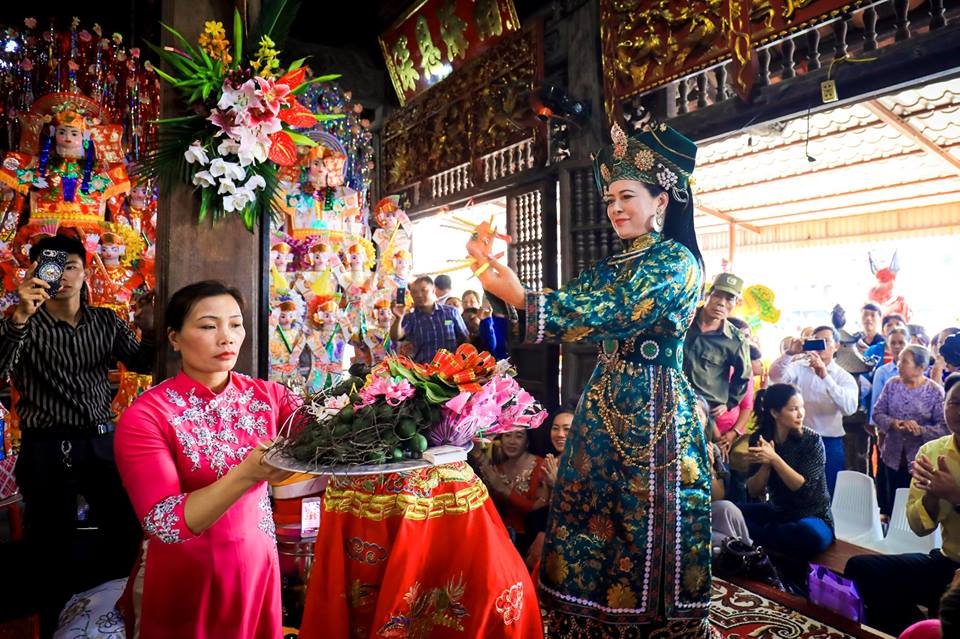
(803, 338), (827, 352)
(395, 287), (406, 305)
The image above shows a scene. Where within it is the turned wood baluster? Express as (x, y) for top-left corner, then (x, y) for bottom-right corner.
(757, 48), (771, 87)
(585, 179), (599, 266)
(894, 0), (911, 41)
(929, 0), (946, 30)
(833, 16), (849, 60)
(677, 77), (689, 114)
(782, 37), (796, 79)
(807, 29), (821, 70)
(573, 170), (587, 276)
(696, 72), (708, 108)
(863, 6), (879, 51)
(715, 64), (729, 102)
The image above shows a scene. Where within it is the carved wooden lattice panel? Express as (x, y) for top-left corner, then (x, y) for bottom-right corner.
(566, 165), (620, 280)
(512, 189), (545, 291)
(558, 163), (619, 405)
(506, 180), (558, 409)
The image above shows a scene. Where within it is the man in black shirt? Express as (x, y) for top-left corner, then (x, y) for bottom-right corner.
(0, 234), (153, 635)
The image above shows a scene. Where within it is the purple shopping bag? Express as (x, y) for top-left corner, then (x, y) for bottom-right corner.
(808, 563), (864, 623)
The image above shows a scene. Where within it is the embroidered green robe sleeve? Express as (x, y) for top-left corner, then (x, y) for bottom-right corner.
(523, 234), (700, 344)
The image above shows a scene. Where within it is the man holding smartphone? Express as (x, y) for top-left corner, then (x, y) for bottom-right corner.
(390, 275), (468, 364)
(0, 234), (153, 635)
(769, 326), (858, 495)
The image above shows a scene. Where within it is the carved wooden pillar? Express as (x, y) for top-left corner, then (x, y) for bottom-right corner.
(155, 0), (265, 380)
(565, 0), (604, 160)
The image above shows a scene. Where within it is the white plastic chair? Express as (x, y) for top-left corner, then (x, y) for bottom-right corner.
(867, 488), (943, 555)
(831, 470), (884, 546)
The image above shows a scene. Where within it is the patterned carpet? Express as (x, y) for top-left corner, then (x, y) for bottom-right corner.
(713, 578), (892, 639)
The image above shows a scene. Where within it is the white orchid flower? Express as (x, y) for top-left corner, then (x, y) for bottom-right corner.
(184, 142), (209, 165)
(217, 138), (240, 156)
(245, 174), (267, 192)
(192, 170), (216, 188)
(218, 178), (236, 195)
(208, 158), (229, 177)
(223, 162), (246, 183)
(222, 193), (240, 212)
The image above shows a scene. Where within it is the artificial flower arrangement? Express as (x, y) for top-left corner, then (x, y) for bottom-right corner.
(139, 2), (341, 230)
(273, 344), (547, 467)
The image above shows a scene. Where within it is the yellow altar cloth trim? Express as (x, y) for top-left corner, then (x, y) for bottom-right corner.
(323, 480), (489, 522)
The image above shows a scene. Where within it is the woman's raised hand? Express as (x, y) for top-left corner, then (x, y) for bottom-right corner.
(465, 221), (495, 263)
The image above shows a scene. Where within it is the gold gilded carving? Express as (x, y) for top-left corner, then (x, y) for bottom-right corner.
(475, 0), (505, 40)
(438, 0), (470, 61)
(601, 0), (869, 115)
(392, 36), (421, 92)
(382, 26), (542, 192)
(416, 16), (447, 79)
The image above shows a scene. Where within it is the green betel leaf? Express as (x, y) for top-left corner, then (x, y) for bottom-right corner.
(287, 57), (307, 72)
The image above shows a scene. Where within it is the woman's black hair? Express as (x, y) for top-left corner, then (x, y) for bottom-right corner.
(753, 383), (801, 442)
(166, 280), (246, 332)
(640, 183), (703, 270)
(530, 399), (579, 457)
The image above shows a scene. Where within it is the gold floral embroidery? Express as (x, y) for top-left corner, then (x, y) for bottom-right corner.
(606, 582), (638, 608)
(618, 556), (634, 573)
(544, 551), (569, 583)
(562, 326), (593, 342)
(628, 475), (649, 500)
(555, 526), (569, 541)
(683, 564), (708, 595)
(631, 298), (655, 321)
(680, 456), (701, 485)
(377, 574), (467, 637)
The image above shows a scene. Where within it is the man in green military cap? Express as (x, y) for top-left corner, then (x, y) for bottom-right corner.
(684, 272), (753, 460)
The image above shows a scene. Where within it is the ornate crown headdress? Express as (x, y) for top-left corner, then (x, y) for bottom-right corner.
(592, 120), (698, 204)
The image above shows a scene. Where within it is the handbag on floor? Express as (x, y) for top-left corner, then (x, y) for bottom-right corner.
(713, 536), (784, 590)
(808, 563), (864, 623)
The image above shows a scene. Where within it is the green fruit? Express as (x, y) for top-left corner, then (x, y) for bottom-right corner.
(391, 447), (404, 462)
(332, 422), (351, 437)
(411, 434), (428, 453)
(377, 404), (393, 419)
(339, 405), (355, 421)
(396, 419), (417, 440)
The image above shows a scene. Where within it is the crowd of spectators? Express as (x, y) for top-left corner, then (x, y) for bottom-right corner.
(464, 268), (960, 639)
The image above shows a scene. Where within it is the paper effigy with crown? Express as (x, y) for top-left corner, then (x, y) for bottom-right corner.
(0, 93), (130, 230)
